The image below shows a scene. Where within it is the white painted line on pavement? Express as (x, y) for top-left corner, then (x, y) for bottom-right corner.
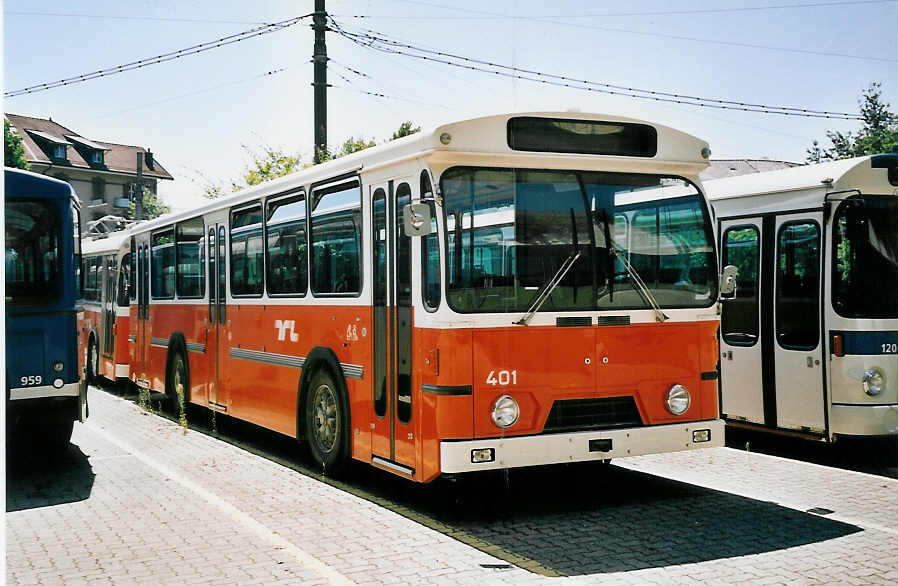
(85, 423), (354, 585)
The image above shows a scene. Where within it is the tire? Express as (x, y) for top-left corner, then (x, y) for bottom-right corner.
(86, 336), (99, 384)
(166, 350), (189, 416)
(305, 369), (348, 475)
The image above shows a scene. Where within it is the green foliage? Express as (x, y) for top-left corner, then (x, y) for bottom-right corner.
(127, 186), (170, 220)
(203, 121), (418, 198)
(808, 82), (898, 162)
(5, 120), (30, 170)
(204, 144), (303, 199)
(391, 121), (421, 141)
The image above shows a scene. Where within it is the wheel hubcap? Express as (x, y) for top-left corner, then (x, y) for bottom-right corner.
(313, 384), (338, 453)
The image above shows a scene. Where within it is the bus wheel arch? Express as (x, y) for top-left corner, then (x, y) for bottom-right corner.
(297, 347), (351, 475)
(165, 333), (190, 412)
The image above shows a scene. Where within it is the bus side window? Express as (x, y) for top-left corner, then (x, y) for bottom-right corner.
(151, 228), (175, 299)
(311, 180), (361, 295)
(176, 217), (205, 299)
(266, 194), (307, 296)
(230, 204), (264, 297)
(118, 253), (131, 307)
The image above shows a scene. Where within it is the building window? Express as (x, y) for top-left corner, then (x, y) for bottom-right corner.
(53, 145), (66, 159)
(90, 150), (104, 164)
(92, 178), (106, 201)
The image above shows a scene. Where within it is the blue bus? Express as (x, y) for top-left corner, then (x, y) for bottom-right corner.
(5, 167), (87, 449)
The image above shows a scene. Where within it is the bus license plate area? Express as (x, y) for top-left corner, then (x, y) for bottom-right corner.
(588, 438), (613, 453)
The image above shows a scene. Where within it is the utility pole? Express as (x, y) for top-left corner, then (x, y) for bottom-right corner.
(135, 151), (144, 221)
(313, 0), (327, 163)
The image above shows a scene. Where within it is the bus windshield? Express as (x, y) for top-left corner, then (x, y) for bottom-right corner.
(441, 167), (716, 313)
(5, 199), (62, 306)
(832, 195), (898, 319)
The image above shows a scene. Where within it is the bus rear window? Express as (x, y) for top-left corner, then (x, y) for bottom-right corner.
(507, 117), (657, 157)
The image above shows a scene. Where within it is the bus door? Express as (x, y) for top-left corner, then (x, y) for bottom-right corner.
(102, 256), (117, 360)
(720, 219), (765, 424)
(772, 212), (825, 433)
(205, 215), (229, 412)
(135, 238), (151, 384)
(370, 179), (416, 475)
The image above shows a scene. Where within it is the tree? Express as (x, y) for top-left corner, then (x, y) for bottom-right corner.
(202, 121), (418, 198)
(127, 186), (170, 220)
(202, 144), (303, 198)
(5, 120), (30, 170)
(807, 82), (898, 162)
(391, 121), (421, 141)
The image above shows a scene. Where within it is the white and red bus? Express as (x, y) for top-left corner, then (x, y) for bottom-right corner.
(80, 230), (132, 384)
(127, 113), (725, 482)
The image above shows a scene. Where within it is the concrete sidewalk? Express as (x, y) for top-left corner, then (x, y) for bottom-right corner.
(7, 387), (898, 585)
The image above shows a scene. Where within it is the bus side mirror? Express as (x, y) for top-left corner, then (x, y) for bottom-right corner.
(719, 264), (738, 300)
(402, 202), (433, 237)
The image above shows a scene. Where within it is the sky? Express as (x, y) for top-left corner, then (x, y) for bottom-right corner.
(4, 0), (897, 212)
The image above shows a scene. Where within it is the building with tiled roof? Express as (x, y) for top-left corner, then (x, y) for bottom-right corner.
(5, 113), (172, 229)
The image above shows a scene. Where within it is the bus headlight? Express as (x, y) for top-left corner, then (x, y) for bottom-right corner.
(491, 394), (519, 428)
(53, 361), (65, 372)
(862, 368), (885, 397)
(666, 384), (691, 415)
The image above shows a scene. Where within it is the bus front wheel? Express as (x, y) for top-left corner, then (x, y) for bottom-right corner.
(305, 369), (348, 476)
(166, 349), (189, 417)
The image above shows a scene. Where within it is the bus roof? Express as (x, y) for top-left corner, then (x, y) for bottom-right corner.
(4, 166), (77, 203)
(82, 229), (130, 255)
(130, 112), (711, 236)
(704, 154), (898, 204)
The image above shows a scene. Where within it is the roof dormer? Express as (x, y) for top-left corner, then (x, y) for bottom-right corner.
(66, 135), (110, 168)
(25, 129), (71, 162)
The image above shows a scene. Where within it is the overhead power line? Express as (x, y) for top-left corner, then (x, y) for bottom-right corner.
(5, 11), (271, 25)
(336, 0), (897, 19)
(330, 21), (862, 120)
(4, 14), (311, 98)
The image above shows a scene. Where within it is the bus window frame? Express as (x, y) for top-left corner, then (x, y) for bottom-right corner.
(229, 202), (265, 299)
(265, 189), (309, 298)
(150, 227), (176, 300)
(309, 177), (363, 299)
(175, 216), (206, 300)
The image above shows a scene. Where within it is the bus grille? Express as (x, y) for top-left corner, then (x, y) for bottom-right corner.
(542, 396), (643, 433)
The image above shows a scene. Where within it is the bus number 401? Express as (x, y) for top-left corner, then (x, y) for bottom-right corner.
(486, 370), (517, 386)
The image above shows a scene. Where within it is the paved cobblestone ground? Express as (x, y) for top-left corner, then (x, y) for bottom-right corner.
(6, 387), (898, 585)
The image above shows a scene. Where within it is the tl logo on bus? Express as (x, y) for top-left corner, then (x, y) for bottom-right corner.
(275, 319), (299, 342)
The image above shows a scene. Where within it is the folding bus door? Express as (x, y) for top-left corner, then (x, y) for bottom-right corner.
(719, 219), (765, 424)
(370, 179), (416, 476)
(772, 212), (825, 433)
(132, 238), (152, 386)
(205, 214), (229, 413)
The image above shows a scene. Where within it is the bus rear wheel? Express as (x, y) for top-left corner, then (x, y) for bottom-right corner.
(305, 369), (348, 475)
(166, 350), (189, 417)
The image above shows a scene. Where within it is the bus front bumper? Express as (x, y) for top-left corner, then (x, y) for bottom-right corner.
(9, 382), (81, 401)
(440, 419), (725, 473)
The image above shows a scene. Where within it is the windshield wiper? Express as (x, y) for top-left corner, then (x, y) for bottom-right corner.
(595, 210), (668, 322)
(609, 244), (669, 322)
(514, 209), (581, 326)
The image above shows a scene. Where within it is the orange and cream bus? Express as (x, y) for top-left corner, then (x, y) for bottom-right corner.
(80, 230), (132, 384)
(127, 113), (725, 482)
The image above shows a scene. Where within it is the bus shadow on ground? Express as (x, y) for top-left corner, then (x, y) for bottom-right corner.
(6, 442), (95, 513)
(101, 384), (863, 577)
(415, 464), (863, 575)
